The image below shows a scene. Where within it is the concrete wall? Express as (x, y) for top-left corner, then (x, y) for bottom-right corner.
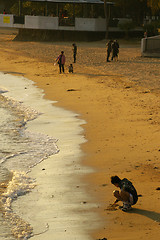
(0, 14), (106, 32)
(141, 35), (160, 57)
(25, 15), (59, 30)
(75, 18), (106, 31)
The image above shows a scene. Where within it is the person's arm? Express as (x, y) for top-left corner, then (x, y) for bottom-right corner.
(56, 55), (60, 62)
(114, 199), (119, 204)
(111, 199), (119, 206)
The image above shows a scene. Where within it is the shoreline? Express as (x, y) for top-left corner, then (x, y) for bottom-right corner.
(0, 72), (100, 239)
(0, 30), (160, 240)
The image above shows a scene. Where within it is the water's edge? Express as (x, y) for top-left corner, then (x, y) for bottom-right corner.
(0, 72), (100, 240)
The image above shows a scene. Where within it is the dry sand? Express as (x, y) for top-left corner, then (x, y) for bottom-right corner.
(0, 29), (160, 240)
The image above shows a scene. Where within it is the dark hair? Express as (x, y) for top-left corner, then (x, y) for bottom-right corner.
(61, 51), (64, 54)
(111, 176), (121, 184)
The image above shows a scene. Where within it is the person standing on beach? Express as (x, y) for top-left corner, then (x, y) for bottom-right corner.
(106, 40), (113, 62)
(72, 43), (77, 63)
(111, 175), (138, 212)
(111, 40), (119, 61)
(56, 51), (65, 73)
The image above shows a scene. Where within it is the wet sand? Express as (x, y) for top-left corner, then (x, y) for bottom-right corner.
(0, 29), (160, 240)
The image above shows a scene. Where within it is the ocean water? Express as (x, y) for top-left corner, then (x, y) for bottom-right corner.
(0, 72), (88, 239)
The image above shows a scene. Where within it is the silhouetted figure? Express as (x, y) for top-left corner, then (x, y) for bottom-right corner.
(111, 40), (119, 61)
(111, 175), (138, 212)
(72, 43), (77, 63)
(106, 40), (113, 62)
(56, 51), (66, 73)
(68, 64), (73, 73)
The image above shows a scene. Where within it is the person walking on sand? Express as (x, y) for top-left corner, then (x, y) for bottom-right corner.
(56, 51), (65, 73)
(111, 175), (138, 212)
(111, 40), (119, 61)
(72, 43), (77, 63)
(106, 40), (113, 62)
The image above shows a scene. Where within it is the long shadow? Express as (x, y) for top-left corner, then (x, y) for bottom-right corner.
(128, 208), (160, 222)
(118, 60), (160, 64)
(76, 72), (119, 77)
(3, 71), (24, 75)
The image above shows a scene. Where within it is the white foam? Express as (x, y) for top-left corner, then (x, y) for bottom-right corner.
(0, 72), (101, 240)
(1, 171), (36, 239)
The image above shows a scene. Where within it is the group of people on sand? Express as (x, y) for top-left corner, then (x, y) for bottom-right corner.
(56, 41), (140, 213)
(56, 43), (77, 74)
(106, 39), (119, 62)
(56, 40), (119, 74)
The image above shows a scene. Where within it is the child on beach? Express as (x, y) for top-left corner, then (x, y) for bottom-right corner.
(68, 64), (73, 73)
(111, 175), (138, 212)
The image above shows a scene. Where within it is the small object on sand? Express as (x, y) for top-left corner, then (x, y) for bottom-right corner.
(156, 187), (160, 190)
(67, 89), (76, 91)
(102, 184), (107, 187)
(97, 238), (107, 240)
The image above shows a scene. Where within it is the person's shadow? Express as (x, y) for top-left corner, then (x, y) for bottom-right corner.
(128, 208), (160, 222)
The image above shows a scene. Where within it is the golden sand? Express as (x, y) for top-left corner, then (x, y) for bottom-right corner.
(0, 29), (160, 240)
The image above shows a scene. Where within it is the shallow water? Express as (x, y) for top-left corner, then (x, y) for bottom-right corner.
(0, 72), (87, 239)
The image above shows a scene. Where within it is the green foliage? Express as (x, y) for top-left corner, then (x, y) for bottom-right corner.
(118, 20), (135, 39)
(10, 2), (19, 15)
(147, 0), (160, 14)
(118, 21), (135, 31)
(144, 21), (160, 36)
(10, 1), (46, 16)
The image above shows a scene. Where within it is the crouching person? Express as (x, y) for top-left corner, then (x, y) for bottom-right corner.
(111, 175), (138, 212)
(68, 64), (73, 73)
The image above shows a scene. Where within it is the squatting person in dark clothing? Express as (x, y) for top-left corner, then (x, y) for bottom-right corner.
(111, 175), (138, 212)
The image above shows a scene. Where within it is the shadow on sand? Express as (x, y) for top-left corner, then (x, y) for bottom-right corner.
(128, 208), (160, 222)
(3, 71), (24, 75)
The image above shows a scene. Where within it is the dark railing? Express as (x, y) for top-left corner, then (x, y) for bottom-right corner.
(14, 16), (25, 24)
(59, 17), (75, 27)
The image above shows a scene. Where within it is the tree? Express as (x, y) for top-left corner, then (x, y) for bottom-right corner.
(113, 0), (149, 25)
(147, 0), (160, 14)
(118, 20), (135, 39)
(104, 1), (114, 39)
(2, 0), (16, 11)
(104, 0), (108, 39)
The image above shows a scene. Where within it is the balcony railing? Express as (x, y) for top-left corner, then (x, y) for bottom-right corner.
(14, 16), (25, 24)
(59, 17), (75, 27)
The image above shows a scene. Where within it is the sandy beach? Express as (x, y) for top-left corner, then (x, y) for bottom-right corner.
(0, 28), (160, 240)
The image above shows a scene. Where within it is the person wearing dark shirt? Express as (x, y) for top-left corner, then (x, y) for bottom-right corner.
(111, 175), (138, 211)
(56, 51), (65, 73)
(111, 40), (119, 61)
(72, 43), (77, 63)
(106, 40), (113, 62)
